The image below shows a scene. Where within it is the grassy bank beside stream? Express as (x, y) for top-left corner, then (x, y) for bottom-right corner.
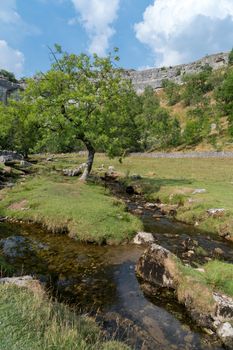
(1, 153), (233, 241)
(89, 154), (233, 241)
(0, 158), (142, 244)
(0, 283), (129, 350)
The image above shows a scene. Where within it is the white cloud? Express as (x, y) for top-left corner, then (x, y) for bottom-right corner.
(135, 0), (233, 67)
(70, 0), (120, 56)
(0, 40), (24, 76)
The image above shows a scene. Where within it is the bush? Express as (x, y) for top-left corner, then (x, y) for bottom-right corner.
(162, 79), (180, 106)
(183, 119), (202, 145)
(182, 66), (213, 106)
(229, 48), (233, 66)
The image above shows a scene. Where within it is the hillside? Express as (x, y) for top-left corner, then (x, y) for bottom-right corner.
(0, 50), (233, 153)
(152, 62), (233, 152)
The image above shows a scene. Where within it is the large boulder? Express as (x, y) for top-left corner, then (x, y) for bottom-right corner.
(136, 244), (233, 349)
(136, 244), (176, 289)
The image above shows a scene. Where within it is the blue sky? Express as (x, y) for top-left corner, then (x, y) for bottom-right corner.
(0, 0), (233, 77)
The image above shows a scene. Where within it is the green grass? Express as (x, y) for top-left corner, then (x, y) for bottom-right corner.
(204, 260), (233, 297)
(1, 153), (233, 241)
(0, 169), (142, 244)
(177, 259), (233, 310)
(167, 258), (233, 315)
(84, 154), (233, 240)
(0, 283), (130, 350)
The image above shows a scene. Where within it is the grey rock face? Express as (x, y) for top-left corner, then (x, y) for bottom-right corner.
(136, 244), (233, 348)
(214, 293), (233, 322)
(136, 243), (176, 289)
(0, 77), (21, 104)
(127, 52), (229, 93)
(0, 150), (23, 163)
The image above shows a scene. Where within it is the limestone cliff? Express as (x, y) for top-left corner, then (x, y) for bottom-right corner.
(0, 52), (229, 102)
(128, 52), (229, 93)
(0, 76), (21, 104)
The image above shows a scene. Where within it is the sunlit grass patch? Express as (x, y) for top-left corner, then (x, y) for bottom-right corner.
(0, 172), (142, 244)
(88, 155), (233, 239)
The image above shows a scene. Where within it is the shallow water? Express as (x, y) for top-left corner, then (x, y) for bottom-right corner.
(0, 221), (226, 350)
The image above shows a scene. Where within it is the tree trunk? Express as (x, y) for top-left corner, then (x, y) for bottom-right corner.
(80, 143), (95, 181)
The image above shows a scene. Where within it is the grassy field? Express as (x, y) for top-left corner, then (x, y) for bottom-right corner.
(1, 153), (233, 241)
(0, 159), (142, 244)
(88, 154), (233, 240)
(0, 283), (130, 350)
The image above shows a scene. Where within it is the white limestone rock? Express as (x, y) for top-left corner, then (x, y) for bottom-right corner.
(133, 232), (155, 245)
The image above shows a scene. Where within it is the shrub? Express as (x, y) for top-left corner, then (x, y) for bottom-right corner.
(229, 48), (233, 66)
(162, 79), (181, 106)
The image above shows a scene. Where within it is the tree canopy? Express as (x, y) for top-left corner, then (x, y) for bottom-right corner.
(24, 46), (139, 179)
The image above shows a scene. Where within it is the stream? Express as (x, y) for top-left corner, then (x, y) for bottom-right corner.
(1, 184), (233, 349)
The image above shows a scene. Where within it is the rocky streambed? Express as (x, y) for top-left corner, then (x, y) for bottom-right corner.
(1, 174), (233, 349)
(0, 216), (231, 350)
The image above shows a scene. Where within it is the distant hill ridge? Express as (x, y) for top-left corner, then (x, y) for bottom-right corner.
(0, 51), (230, 103)
(128, 52), (229, 93)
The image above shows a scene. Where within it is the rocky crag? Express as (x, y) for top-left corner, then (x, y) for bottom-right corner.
(128, 52), (229, 93)
(0, 52), (229, 102)
(0, 76), (21, 104)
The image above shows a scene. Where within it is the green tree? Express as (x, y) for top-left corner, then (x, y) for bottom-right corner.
(152, 107), (180, 148)
(182, 65), (213, 106)
(135, 86), (160, 150)
(183, 119), (202, 145)
(216, 69), (233, 115)
(25, 46), (138, 179)
(170, 118), (181, 146)
(0, 100), (39, 156)
(216, 68), (233, 135)
(135, 86), (181, 150)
